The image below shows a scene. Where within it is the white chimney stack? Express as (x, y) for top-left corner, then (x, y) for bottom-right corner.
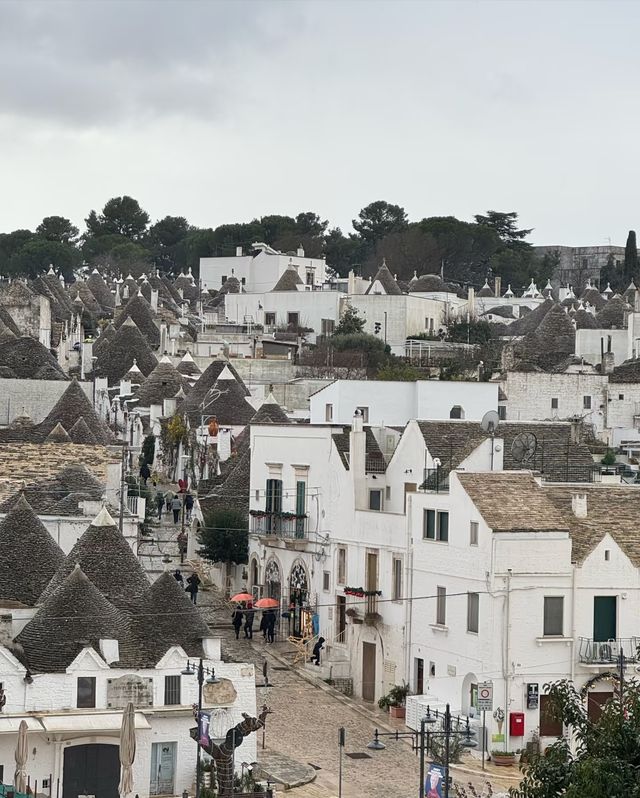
(236, 246), (243, 257)
(571, 493), (587, 518)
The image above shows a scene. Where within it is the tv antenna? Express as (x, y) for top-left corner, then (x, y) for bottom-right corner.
(481, 411), (500, 471)
(511, 432), (537, 464)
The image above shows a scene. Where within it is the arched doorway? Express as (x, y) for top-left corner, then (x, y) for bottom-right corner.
(265, 557), (281, 602)
(63, 744), (119, 798)
(250, 556), (259, 590)
(461, 672), (479, 716)
(288, 560), (310, 638)
(450, 405), (465, 419)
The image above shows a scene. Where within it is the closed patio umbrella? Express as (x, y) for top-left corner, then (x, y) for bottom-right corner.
(14, 719), (28, 793)
(118, 702), (136, 798)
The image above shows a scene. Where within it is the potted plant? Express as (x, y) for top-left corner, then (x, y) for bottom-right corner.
(491, 749), (516, 767)
(378, 683), (410, 718)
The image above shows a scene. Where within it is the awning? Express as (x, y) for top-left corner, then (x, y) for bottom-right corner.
(0, 717), (43, 734)
(39, 713), (150, 733)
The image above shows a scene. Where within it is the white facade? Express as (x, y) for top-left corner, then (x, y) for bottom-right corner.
(200, 245), (327, 293)
(0, 644), (256, 798)
(310, 379), (498, 426)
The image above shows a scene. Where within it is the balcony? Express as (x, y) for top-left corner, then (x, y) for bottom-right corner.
(250, 512), (308, 540)
(364, 593), (382, 625)
(421, 467), (449, 493)
(578, 637), (640, 666)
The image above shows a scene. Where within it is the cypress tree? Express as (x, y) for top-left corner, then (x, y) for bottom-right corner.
(624, 229), (638, 284)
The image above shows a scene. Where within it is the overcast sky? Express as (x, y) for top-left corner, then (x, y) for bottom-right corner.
(0, 0), (636, 246)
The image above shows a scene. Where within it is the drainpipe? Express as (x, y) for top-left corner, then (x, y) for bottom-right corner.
(505, 568), (512, 754)
(404, 493), (414, 688)
(570, 564), (577, 686)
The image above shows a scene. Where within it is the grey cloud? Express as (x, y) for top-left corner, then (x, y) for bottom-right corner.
(0, 0), (305, 126)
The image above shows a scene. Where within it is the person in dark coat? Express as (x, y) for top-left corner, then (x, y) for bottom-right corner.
(171, 495), (182, 524)
(243, 602), (254, 639)
(156, 489), (165, 519)
(266, 609), (276, 644)
(311, 636), (325, 666)
(173, 569), (184, 586)
(185, 492), (194, 523)
(139, 462), (150, 485)
(259, 611), (268, 639)
(185, 573), (201, 605)
(231, 608), (244, 640)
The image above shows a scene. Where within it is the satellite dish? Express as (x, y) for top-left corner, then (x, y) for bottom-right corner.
(511, 432), (537, 463)
(481, 410), (500, 434)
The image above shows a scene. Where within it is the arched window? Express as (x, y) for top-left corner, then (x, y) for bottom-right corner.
(449, 405), (465, 419)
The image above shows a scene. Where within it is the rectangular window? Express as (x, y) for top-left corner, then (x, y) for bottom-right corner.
(423, 509), (449, 541)
(321, 318), (335, 336)
(385, 485), (391, 501)
(392, 557), (402, 601)
(221, 275), (227, 284)
(498, 406), (506, 421)
(295, 481), (306, 537)
(619, 394), (624, 400)
(265, 478), (282, 533)
(583, 395), (591, 410)
(436, 586), (446, 625)
(264, 312), (276, 326)
(543, 597), (564, 636)
(467, 592), (479, 633)
(337, 547), (346, 584)
(356, 406), (369, 423)
(539, 694), (563, 737)
(323, 571), (330, 592)
(77, 676), (96, 708)
(551, 397), (558, 410)
(368, 489), (382, 511)
(470, 521), (479, 546)
(325, 403), (333, 422)
(287, 312), (300, 327)
(164, 675), (181, 706)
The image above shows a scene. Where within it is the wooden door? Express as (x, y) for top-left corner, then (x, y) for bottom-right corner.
(63, 744), (119, 798)
(336, 595), (346, 642)
(362, 641), (376, 702)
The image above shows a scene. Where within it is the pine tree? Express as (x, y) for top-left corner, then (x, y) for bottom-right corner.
(624, 230), (638, 284)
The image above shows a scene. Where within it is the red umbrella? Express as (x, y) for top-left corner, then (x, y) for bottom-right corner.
(230, 592), (254, 602)
(255, 597), (279, 609)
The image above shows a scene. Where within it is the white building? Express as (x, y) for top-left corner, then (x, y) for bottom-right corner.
(310, 379), (498, 425)
(200, 243), (328, 293)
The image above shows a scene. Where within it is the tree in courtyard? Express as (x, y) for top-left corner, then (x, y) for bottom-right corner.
(333, 304), (365, 335)
(199, 508), (248, 584)
(511, 678), (640, 798)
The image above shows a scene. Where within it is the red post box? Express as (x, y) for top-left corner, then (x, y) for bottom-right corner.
(509, 711), (525, 737)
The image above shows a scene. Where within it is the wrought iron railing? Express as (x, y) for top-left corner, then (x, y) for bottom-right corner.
(251, 513), (308, 539)
(421, 467), (449, 492)
(578, 637), (640, 664)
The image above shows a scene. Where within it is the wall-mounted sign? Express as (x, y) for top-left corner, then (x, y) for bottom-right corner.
(526, 683), (539, 710)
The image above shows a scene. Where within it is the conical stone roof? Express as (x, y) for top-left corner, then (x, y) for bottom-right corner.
(198, 366), (255, 425)
(93, 323), (116, 355)
(0, 496), (65, 606)
(177, 351), (201, 377)
(250, 394), (290, 424)
(39, 507), (150, 609)
(46, 422), (71, 443)
(596, 295), (630, 329)
(134, 359), (186, 407)
(182, 359), (250, 423)
(38, 378), (113, 444)
(68, 417), (98, 445)
(87, 271), (116, 310)
(114, 293), (160, 347)
(94, 318), (158, 384)
(365, 260), (403, 296)
(0, 304), (21, 336)
(16, 565), (128, 672)
(517, 303), (576, 371)
(0, 336), (67, 380)
(0, 320), (17, 345)
(272, 264), (303, 292)
(129, 572), (209, 666)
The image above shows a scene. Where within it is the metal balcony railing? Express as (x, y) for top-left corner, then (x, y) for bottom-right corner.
(578, 637), (640, 664)
(421, 467), (449, 493)
(251, 513), (308, 539)
(365, 594), (380, 618)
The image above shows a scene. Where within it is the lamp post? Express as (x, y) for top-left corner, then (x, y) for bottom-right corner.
(367, 704), (477, 798)
(182, 658), (220, 798)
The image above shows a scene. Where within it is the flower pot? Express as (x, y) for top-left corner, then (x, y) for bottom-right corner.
(389, 705), (406, 719)
(492, 754), (515, 767)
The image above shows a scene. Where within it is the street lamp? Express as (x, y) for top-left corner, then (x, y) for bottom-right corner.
(182, 659), (220, 798)
(367, 703), (477, 798)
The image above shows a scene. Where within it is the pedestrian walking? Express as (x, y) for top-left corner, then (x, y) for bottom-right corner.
(165, 489), (175, 514)
(185, 492), (194, 523)
(139, 461), (150, 485)
(244, 602), (254, 639)
(259, 611), (268, 640)
(231, 608), (243, 640)
(156, 488), (165, 519)
(266, 609), (276, 644)
(173, 569), (184, 586)
(171, 495), (182, 524)
(185, 573), (201, 605)
(177, 530), (187, 564)
(311, 636), (325, 666)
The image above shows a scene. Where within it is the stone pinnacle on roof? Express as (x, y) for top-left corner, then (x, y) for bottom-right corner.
(503, 284), (514, 297)
(0, 495), (65, 607)
(38, 514), (150, 609)
(16, 565), (127, 672)
(365, 259), (403, 296)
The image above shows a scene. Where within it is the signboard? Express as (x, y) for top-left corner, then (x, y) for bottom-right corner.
(477, 681), (493, 712)
(425, 763), (445, 798)
(106, 675), (153, 708)
(526, 683), (539, 710)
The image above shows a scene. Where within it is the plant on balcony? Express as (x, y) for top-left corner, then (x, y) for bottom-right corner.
(343, 586), (382, 597)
